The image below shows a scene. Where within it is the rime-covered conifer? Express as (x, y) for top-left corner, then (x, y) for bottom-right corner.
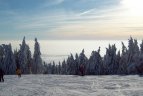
(2, 44), (16, 74)
(18, 37), (32, 74)
(32, 38), (43, 74)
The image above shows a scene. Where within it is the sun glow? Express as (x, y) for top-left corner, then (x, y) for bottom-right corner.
(121, 0), (143, 16)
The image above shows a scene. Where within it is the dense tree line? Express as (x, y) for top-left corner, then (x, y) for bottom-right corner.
(44, 37), (143, 75)
(0, 37), (44, 74)
(1, 37), (143, 75)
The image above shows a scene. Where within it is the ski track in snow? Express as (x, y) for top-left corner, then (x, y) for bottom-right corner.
(0, 75), (143, 96)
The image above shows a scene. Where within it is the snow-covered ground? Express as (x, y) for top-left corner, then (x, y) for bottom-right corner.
(0, 75), (143, 96)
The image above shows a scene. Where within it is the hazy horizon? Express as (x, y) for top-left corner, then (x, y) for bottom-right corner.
(0, 39), (137, 64)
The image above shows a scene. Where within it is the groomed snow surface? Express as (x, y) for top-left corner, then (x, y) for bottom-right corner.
(0, 75), (143, 96)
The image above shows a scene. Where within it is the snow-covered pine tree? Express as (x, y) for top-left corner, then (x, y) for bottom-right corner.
(43, 62), (48, 74)
(74, 53), (79, 75)
(14, 49), (20, 71)
(32, 38), (43, 74)
(26, 45), (32, 74)
(88, 47), (103, 75)
(135, 40), (143, 74)
(103, 44), (117, 74)
(46, 63), (52, 74)
(18, 37), (26, 73)
(61, 60), (67, 74)
(118, 42), (128, 74)
(126, 38), (139, 74)
(67, 54), (76, 75)
(0, 45), (4, 69)
(78, 49), (88, 74)
(2, 44), (16, 74)
(51, 61), (56, 74)
(115, 51), (121, 74)
(140, 40), (143, 54)
(18, 37), (32, 74)
(127, 37), (134, 65)
(55, 64), (58, 74)
(58, 62), (62, 74)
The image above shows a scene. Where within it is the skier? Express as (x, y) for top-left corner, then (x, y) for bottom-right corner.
(136, 64), (143, 75)
(16, 68), (21, 78)
(79, 64), (85, 76)
(0, 68), (4, 82)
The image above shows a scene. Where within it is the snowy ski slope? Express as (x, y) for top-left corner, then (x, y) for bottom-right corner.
(0, 75), (143, 96)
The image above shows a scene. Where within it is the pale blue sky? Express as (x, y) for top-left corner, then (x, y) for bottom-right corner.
(0, 0), (143, 40)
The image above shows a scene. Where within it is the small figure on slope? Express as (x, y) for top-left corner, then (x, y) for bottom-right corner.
(0, 68), (4, 82)
(16, 68), (21, 78)
(79, 64), (85, 76)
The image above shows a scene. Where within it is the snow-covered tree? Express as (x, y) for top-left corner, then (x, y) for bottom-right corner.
(32, 38), (43, 74)
(51, 61), (56, 74)
(115, 51), (121, 74)
(67, 54), (76, 75)
(18, 37), (32, 74)
(45, 63), (52, 74)
(78, 49), (88, 74)
(58, 62), (62, 74)
(135, 40), (143, 74)
(0, 45), (4, 69)
(118, 42), (128, 74)
(103, 44), (117, 74)
(74, 53), (79, 75)
(2, 44), (16, 74)
(88, 47), (103, 75)
(61, 60), (67, 74)
(127, 38), (140, 74)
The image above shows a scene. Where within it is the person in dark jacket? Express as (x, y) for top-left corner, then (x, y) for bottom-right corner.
(79, 64), (85, 76)
(136, 64), (143, 75)
(0, 68), (4, 82)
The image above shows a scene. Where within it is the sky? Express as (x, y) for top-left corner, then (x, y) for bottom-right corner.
(0, 0), (143, 40)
